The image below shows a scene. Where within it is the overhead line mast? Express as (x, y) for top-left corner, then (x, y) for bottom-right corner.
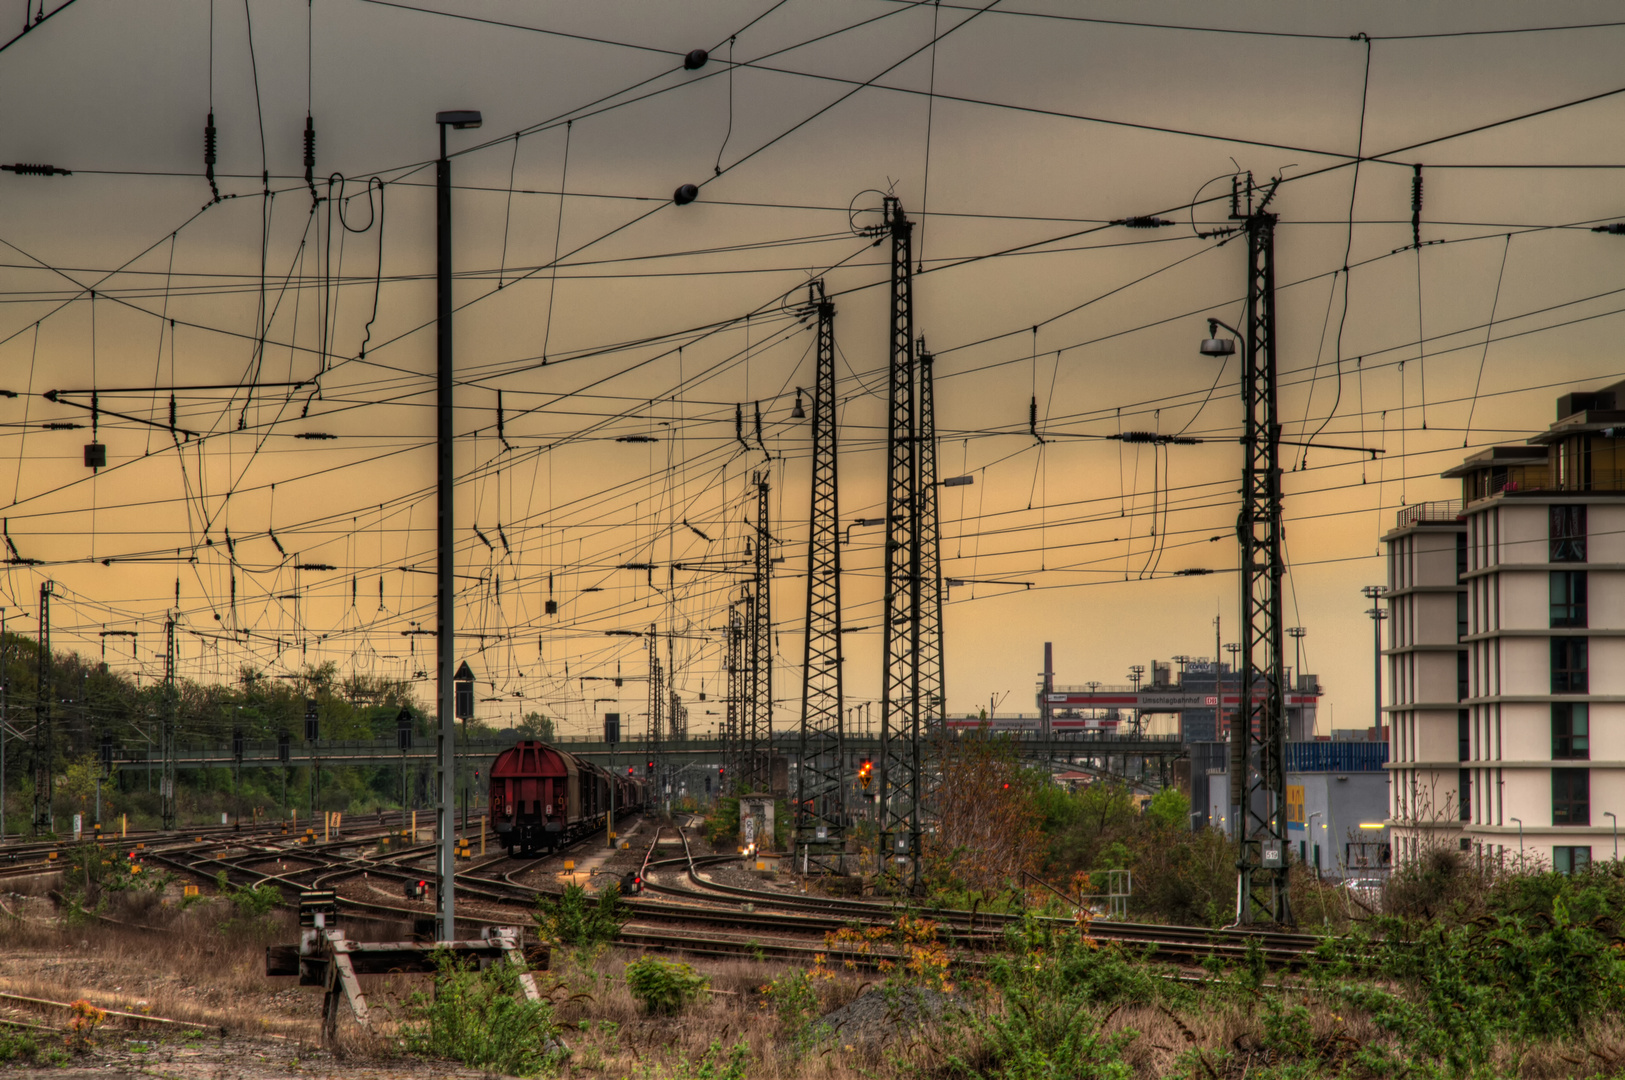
(874, 196), (926, 891)
(1225, 173), (1292, 927)
(744, 474), (773, 794)
(795, 281), (846, 872)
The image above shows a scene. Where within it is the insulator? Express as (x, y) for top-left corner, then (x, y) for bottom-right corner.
(2, 162), (71, 176)
(204, 112), (217, 169)
(684, 48), (709, 70)
(673, 183), (699, 205)
(1410, 164), (1423, 212)
(303, 115), (316, 186)
(1592, 223), (1625, 235)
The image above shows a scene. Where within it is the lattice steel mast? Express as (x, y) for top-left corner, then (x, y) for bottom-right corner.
(32, 580), (52, 831)
(1230, 175), (1292, 926)
(916, 343), (945, 732)
(796, 281), (846, 871)
(162, 616), (176, 829)
(873, 197), (924, 887)
(724, 602), (744, 790)
(744, 474), (773, 793)
(647, 625), (663, 804)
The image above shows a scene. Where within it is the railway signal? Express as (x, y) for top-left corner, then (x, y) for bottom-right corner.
(858, 759), (873, 789)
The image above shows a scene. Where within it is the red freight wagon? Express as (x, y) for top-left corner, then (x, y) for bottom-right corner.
(489, 740), (583, 855)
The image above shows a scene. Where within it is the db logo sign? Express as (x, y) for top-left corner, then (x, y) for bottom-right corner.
(1204, 696), (1218, 706)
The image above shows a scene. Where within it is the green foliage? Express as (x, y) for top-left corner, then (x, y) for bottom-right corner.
(629, 1039), (749, 1080)
(0, 1030), (41, 1063)
(624, 957), (709, 1015)
(403, 952), (564, 1076)
(760, 966), (830, 1050)
(1314, 866), (1625, 1075)
(704, 796), (740, 848)
(533, 883), (625, 947)
(1145, 787), (1190, 831)
(517, 711), (557, 741)
(213, 870), (282, 935)
(944, 918), (1141, 1079)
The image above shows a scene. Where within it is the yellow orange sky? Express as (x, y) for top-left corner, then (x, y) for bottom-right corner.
(2, 0), (1624, 741)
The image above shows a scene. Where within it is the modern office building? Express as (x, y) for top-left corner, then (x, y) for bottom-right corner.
(1387, 380), (1625, 871)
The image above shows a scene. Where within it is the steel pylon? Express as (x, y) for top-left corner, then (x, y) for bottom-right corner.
(795, 281), (846, 871)
(743, 474), (774, 793)
(874, 197), (925, 890)
(724, 602), (744, 791)
(1232, 176), (1292, 926)
(916, 343), (945, 732)
(647, 625), (663, 803)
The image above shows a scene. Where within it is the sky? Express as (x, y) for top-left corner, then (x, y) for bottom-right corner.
(1, 0), (1624, 742)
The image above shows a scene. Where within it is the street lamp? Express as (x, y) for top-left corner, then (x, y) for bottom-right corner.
(1361, 586), (1387, 737)
(434, 106), (481, 945)
(1510, 816), (1523, 862)
(1606, 811), (1618, 862)
(1307, 811), (1323, 878)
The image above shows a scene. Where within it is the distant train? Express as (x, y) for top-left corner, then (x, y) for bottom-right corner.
(488, 740), (648, 856)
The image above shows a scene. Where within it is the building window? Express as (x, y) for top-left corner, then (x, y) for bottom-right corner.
(1554, 846), (1591, 875)
(1552, 703), (1590, 760)
(1552, 768), (1590, 826)
(1457, 651), (1469, 702)
(1457, 709), (1470, 761)
(1551, 637), (1589, 694)
(1550, 505), (1587, 562)
(1457, 590), (1468, 641)
(1458, 768), (1471, 821)
(1550, 571), (1587, 628)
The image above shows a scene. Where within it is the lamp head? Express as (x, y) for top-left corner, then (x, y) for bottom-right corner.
(435, 110), (483, 130)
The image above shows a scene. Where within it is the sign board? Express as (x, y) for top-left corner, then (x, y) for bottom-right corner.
(72, 813), (82, 840)
(603, 713), (620, 745)
(1286, 785), (1304, 827)
(305, 698), (319, 741)
(1261, 844), (1283, 868)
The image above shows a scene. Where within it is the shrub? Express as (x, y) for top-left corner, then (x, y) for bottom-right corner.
(533, 882), (625, 947)
(402, 952), (564, 1076)
(624, 957), (709, 1015)
(213, 870), (282, 935)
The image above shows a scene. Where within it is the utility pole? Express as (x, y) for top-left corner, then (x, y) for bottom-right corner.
(1, 607), (7, 844)
(1361, 586), (1387, 737)
(916, 344), (945, 734)
(872, 196), (925, 889)
(1199, 173), (1291, 926)
(434, 107), (481, 942)
(162, 618), (176, 829)
(724, 603), (742, 790)
(647, 625), (662, 804)
(795, 281), (846, 872)
(34, 581), (53, 832)
(744, 475), (773, 794)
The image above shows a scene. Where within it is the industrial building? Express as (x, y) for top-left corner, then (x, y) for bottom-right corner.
(1386, 379), (1625, 871)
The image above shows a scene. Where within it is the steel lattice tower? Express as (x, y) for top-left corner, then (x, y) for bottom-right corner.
(162, 616), (176, 829)
(796, 281), (846, 871)
(32, 580), (52, 831)
(1232, 178), (1292, 926)
(874, 197), (925, 888)
(647, 626), (663, 802)
(916, 344), (945, 732)
(724, 601), (744, 790)
(744, 474), (774, 793)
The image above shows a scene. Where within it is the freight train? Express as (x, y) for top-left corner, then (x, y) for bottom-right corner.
(488, 740), (648, 856)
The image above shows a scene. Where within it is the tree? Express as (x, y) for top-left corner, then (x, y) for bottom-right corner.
(517, 712), (556, 741)
(924, 727), (1044, 893)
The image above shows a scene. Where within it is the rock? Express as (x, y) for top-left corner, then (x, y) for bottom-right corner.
(815, 987), (962, 1049)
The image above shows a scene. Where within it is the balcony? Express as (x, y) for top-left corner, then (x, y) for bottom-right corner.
(1395, 500), (1462, 529)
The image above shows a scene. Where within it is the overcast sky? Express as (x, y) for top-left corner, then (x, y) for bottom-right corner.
(2, 0), (1624, 739)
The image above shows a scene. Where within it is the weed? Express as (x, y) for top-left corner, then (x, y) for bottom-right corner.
(624, 957), (709, 1015)
(64, 999), (106, 1053)
(630, 1039), (749, 1080)
(402, 951), (564, 1076)
(760, 963), (834, 1050)
(0, 1031), (41, 1063)
(533, 882), (625, 947)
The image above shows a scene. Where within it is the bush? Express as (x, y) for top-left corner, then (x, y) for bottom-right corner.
(533, 882), (625, 947)
(213, 870), (282, 935)
(624, 957), (709, 1015)
(403, 952), (564, 1076)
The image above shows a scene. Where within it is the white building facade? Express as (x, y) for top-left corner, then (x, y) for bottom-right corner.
(1388, 382), (1625, 871)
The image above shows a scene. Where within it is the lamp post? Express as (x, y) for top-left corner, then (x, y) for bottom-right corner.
(1223, 642), (1241, 738)
(1605, 811), (1618, 862)
(1361, 586), (1387, 738)
(435, 106), (481, 943)
(1510, 816), (1523, 862)
(1307, 811), (1323, 878)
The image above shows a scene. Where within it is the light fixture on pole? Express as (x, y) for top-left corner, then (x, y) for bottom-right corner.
(1361, 586), (1387, 737)
(1510, 816), (1523, 861)
(434, 106), (481, 944)
(1606, 810), (1618, 862)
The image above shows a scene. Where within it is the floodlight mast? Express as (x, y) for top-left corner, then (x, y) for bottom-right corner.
(435, 107), (480, 943)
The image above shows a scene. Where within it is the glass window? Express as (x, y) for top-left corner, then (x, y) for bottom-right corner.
(1552, 702), (1590, 760)
(1550, 571), (1588, 628)
(1550, 505), (1587, 562)
(1458, 709), (1470, 762)
(1552, 768), (1590, 826)
(1458, 768), (1471, 821)
(1552, 637), (1589, 694)
(1554, 846), (1591, 875)
(1457, 590), (1469, 640)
